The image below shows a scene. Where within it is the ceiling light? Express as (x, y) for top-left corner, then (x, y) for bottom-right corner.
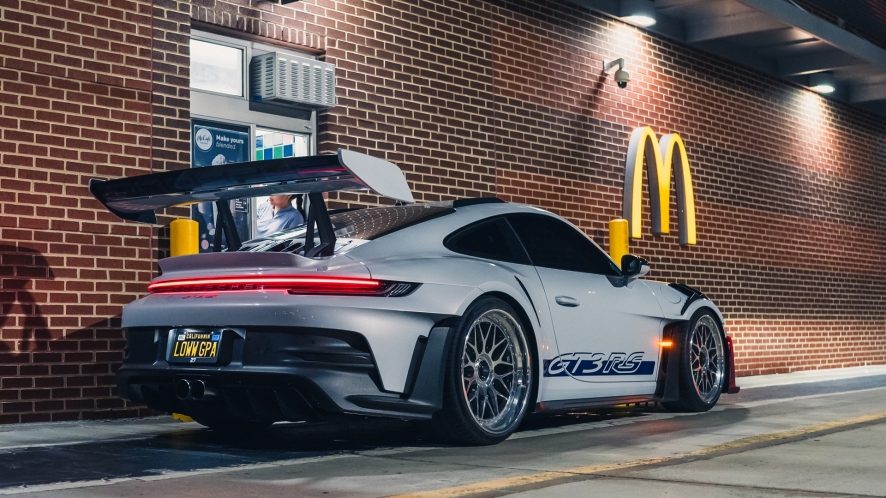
(624, 15), (657, 27)
(620, 0), (657, 27)
(809, 72), (836, 94)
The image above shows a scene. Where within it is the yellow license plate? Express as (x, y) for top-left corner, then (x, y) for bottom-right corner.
(168, 330), (222, 364)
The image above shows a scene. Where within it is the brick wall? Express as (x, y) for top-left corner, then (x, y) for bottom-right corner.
(195, 0), (500, 206)
(0, 0), (189, 423)
(0, 0), (884, 422)
(487, 1), (886, 375)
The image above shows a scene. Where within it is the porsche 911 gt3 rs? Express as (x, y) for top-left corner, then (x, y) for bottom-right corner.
(90, 150), (739, 445)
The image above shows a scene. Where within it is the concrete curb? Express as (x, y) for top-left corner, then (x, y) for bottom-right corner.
(737, 365), (886, 389)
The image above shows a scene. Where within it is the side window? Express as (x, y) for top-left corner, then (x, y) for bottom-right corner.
(444, 217), (531, 265)
(507, 213), (620, 276)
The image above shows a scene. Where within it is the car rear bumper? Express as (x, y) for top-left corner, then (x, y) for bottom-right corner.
(120, 285), (474, 392)
(118, 324), (457, 422)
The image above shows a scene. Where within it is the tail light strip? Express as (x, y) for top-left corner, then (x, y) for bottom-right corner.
(147, 275), (419, 297)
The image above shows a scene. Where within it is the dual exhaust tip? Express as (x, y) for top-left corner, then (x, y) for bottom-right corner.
(175, 379), (216, 401)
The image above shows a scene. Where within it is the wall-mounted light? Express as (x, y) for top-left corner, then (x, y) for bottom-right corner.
(620, 0), (657, 27)
(808, 72), (836, 94)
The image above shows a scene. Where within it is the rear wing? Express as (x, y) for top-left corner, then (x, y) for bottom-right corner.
(88, 149), (414, 224)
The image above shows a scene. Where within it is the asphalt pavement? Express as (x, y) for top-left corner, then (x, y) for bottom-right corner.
(0, 374), (883, 497)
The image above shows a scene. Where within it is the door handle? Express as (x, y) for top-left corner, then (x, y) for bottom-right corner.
(555, 296), (580, 307)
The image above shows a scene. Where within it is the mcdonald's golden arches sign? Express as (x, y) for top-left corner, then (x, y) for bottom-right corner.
(623, 126), (697, 246)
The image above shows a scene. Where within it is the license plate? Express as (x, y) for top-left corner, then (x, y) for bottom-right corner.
(168, 329), (223, 364)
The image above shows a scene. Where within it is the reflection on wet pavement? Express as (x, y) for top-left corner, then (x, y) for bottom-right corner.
(0, 375), (882, 490)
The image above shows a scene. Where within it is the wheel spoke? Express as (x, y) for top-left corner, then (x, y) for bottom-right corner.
(466, 341), (479, 360)
(496, 370), (514, 379)
(493, 359), (513, 369)
(492, 339), (509, 360)
(489, 394), (501, 416)
(482, 391), (494, 418)
(482, 323), (493, 354)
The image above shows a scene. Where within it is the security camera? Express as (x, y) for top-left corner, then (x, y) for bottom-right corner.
(603, 58), (630, 89)
(615, 69), (631, 89)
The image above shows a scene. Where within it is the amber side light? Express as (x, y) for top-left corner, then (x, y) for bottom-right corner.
(659, 340), (673, 348)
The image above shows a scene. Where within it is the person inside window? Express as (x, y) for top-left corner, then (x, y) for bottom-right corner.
(256, 194), (305, 237)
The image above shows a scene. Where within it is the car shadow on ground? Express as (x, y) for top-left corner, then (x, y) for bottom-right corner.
(149, 403), (669, 452)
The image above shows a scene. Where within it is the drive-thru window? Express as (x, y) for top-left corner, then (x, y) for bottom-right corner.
(188, 30), (333, 250)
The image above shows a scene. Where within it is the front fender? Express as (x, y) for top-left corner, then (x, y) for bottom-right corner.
(644, 280), (725, 324)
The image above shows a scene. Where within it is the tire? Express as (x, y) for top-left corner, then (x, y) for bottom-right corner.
(433, 296), (534, 445)
(664, 309), (726, 412)
(192, 412), (274, 432)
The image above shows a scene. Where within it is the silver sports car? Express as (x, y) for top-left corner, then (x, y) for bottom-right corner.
(90, 150), (739, 445)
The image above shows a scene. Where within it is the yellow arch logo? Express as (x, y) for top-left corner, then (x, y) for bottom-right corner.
(623, 126), (696, 246)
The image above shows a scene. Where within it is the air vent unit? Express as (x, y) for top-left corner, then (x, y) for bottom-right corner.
(250, 52), (336, 109)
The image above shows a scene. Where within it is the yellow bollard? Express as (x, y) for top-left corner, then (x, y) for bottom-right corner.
(609, 218), (629, 268)
(170, 219), (199, 257)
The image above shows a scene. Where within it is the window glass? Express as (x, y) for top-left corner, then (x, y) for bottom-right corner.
(444, 217), (530, 265)
(190, 39), (244, 96)
(507, 213), (620, 275)
(255, 128), (310, 160)
(253, 128), (312, 239)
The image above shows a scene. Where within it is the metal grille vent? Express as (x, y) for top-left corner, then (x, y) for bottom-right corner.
(250, 52), (336, 109)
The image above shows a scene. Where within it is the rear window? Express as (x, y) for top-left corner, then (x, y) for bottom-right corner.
(238, 204), (453, 253)
(443, 217), (531, 265)
(330, 204), (453, 240)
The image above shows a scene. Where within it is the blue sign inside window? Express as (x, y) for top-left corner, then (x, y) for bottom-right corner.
(191, 120), (251, 252)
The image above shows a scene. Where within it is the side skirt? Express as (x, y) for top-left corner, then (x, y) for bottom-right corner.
(536, 394), (657, 413)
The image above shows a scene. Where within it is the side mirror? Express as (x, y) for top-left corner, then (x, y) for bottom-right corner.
(621, 254), (649, 280)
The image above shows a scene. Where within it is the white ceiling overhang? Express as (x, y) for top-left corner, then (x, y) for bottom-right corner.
(565, 0), (886, 118)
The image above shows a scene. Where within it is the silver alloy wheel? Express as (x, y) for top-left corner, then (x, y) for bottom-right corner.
(689, 315), (725, 403)
(461, 309), (530, 435)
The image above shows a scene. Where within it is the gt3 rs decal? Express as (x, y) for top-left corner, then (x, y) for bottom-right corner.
(543, 352), (655, 377)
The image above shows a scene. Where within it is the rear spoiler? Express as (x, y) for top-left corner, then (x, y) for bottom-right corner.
(88, 149), (414, 224)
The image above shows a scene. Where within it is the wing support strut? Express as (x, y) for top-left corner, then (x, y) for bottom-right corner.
(212, 200), (242, 252)
(302, 192), (336, 257)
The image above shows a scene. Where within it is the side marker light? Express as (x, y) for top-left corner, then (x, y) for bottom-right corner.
(659, 340), (673, 348)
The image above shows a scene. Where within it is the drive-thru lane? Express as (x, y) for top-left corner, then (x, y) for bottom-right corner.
(1, 375), (884, 497)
